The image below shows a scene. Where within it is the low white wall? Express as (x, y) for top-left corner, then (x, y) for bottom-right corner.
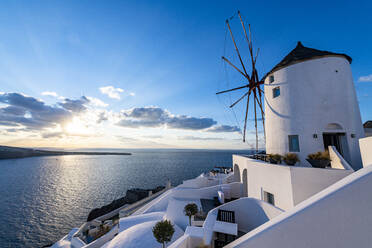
(70, 237), (86, 248)
(329, 146), (354, 170)
(167, 234), (190, 248)
(290, 165), (352, 206)
(226, 165), (372, 248)
(180, 176), (218, 188)
(359, 137), (372, 167)
(179, 173), (234, 189)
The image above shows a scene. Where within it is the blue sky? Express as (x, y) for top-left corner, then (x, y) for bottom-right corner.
(0, 0), (371, 149)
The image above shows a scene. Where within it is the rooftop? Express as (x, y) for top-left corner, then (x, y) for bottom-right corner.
(364, 121), (372, 128)
(262, 41), (352, 80)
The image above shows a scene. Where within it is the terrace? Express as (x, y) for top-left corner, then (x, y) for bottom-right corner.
(169, 197), (284, 248)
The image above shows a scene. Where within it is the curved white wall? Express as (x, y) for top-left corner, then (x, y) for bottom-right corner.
(264, 56), (364, 169)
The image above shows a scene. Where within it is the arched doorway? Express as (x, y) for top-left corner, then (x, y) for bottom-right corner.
(242, 169), (248, 197)
(234, 164), (241, 182)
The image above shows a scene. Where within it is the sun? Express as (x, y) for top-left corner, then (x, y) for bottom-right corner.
(65, 117), (92, 136)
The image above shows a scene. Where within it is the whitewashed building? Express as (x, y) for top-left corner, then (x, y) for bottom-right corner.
(264, 42), (364, 170)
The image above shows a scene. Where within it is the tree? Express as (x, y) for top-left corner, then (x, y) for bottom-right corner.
(184, 203), (198, 226)
(152, 220), (175, 248)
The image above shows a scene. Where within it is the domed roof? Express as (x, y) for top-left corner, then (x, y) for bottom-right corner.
(103, 220), (184, 248)
(262, 42), (352, 80)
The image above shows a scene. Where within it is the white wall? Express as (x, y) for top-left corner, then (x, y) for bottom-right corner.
(264, 56), (364, 170)
(225, 165), (372, 248)
(233, 155), (352, 210)
(119, 212), (164, 232)
(214, 198), (283, 233)
(359, 137), (372, 167)
(233, 155), (294, 211)
(202, 198), (283, 245)
(289, 165), (352, 205)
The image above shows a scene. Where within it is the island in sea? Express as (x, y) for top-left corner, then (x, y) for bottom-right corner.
(0, 145), (131, 159)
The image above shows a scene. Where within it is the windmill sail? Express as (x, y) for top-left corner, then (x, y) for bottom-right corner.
(217, 11), (265, 152)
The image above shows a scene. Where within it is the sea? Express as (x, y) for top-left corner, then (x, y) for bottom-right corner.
(0, 149), (252, 248)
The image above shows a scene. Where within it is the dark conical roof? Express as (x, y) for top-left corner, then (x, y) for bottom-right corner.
(262, 41), (352, 81)
(364, 121), (372, 128)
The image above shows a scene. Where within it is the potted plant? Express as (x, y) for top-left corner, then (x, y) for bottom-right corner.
(184, 203), (198, 226)
(283, 153), (299, 166)
(267, 154), (282, 164)
(152, 220), (175, 248)
(306, 151), (331, 168)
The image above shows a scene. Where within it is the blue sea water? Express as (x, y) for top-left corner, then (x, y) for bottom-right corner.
(0, 149), (251, 248)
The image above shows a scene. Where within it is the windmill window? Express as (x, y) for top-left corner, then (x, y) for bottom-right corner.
(269, 75), (274, 83)
(289, 135), (300, 152)
(273, 87), (280, 98)
(263, 191), (275, 205)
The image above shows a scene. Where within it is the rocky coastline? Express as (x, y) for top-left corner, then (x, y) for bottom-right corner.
(87, 186), (165, 221)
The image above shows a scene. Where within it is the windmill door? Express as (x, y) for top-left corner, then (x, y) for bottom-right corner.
(322, 133), (344, 155)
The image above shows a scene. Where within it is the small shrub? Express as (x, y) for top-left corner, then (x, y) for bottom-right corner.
(283, 153), (299, 166)
(307, 151), (330, 160)
(184, 203), (198, 226)
(152, 220), (175, 248)
(267, 154), (282, 164)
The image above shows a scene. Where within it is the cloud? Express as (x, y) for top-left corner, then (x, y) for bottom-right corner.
(41, 91), (58, 97)
(359, 74), (372, 82)
(0, 105), (26, 116)
(0, 92), (72, 130)
(142, 135), (163, 139)
(167, 116), (216, 130)
(0, 92), (49, 111)
(116, 135), (139, 142)
(179, 135), (224, 141)
(206, 125), (240, 133)
(129, 92), (135, 96)
(117, 106), (217, 130)
(59, 96), (89, 113)
(100, 86), (124, 99)
(87, 96), (108, 107)
(96, 111), (108, 124)
(42, 131), (64, 138)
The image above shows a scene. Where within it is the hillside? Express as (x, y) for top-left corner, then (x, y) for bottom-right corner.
(0, 145), (131, 159)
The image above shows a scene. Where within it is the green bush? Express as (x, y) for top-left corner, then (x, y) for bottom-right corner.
(152, 220), (175, 248)
(184, 203), (198, 226)
(283, 153), (299, 165)
(307, 151), (330, 160)
(267, 154), (282, 164)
